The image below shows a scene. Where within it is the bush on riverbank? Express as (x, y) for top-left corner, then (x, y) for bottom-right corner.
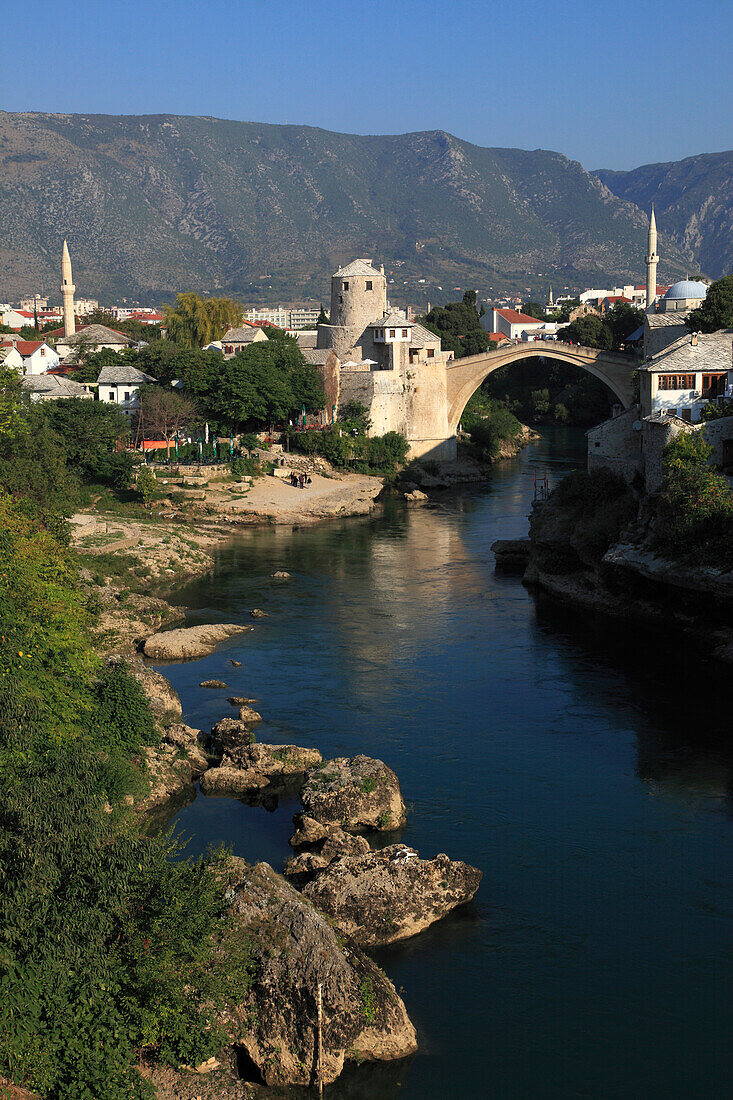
(652, 432), (733, 567)
(286, 425), (409, 475)
(461, 392), (524, 458)
(0, 475), (253, 1095)
(537, 468), (638, 567)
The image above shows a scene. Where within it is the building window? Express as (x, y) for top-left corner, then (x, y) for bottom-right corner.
(680, 409), (692, 422)
(339, 296), (343, 304)
(366, 281), (372, 291)
(427, 348), (435, 358)
(401, 329), (408, 338)
(40, 347), (46, 356)
(108, 391), (115, 401)
(343, 282), (349, 290)
(657, 374), (695, 390)
(124, 391), (131, 402)
(389, 330), (395, 339)
(702, 373), (727, 397)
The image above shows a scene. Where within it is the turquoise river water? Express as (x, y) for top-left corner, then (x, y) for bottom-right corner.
(156, 428), (732, 1099)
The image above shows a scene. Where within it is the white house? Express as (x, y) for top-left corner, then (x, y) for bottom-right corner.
(487, 307), (547, 341)
(53, 323), (135, 362)
(1, 308), (36, 330)
(97, 363), (156, 412)
(16, 340), (60, 375)
(639, 329), (733, 423)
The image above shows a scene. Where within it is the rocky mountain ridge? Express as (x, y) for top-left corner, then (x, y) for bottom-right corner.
(0, 112), (717, 302)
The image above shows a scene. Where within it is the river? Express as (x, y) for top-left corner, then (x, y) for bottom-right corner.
(157, 428), (733, 1099)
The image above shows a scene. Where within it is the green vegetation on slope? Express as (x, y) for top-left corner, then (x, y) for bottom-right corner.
(652, 431), (733, 568)
(0, 377), (254, 1098)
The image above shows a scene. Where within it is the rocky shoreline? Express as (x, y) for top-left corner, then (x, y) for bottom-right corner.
(103, 589), (481, 1095)
(492, 497), (733, 666)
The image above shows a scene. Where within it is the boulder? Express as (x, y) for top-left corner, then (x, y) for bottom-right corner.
(491, 538), (531, 574)
(143, 623), (251, 661)
(271, 570), (291, 578)
(227, 695), (257, 706)
(200, 679), (228, 689)
(230, 659), (243, 667)
(283, 828), (370, 878)
(208, 716), (253, 757)
(219, 860), (417, 1086)
(404, 489), (428, 504)
(238, 704), (262, 724)
(136, 723), (209, 811)
(300, 755), (407, 833)
(250, 608), (269, 618)
(303, 845), (482, 947)
(200, 766), (269, 795)
(130, 664), (182, 720)
(289, 813), (330, 848)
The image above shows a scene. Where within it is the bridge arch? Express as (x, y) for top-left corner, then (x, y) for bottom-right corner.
(444, 341), (636, 433)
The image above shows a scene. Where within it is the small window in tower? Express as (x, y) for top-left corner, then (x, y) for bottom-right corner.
(343, 282), (349, 291)
(339, 296), (343, 304)
(366, 281), (372, 291)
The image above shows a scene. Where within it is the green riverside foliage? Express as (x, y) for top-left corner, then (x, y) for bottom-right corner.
(461, 392), (523, 458)
(548, 468), (637, 563)
(652, 431), (733, 566)
(477, 358), (613, 426)
(0, 489), (254, 1091)
(288, 426), (408, 475)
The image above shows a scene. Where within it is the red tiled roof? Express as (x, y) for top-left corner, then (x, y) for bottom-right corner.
(603, 296), (631, 304)
(487, 331), (509, 342)
(15, 340), (47, 355)
(496, 308), (544, 325)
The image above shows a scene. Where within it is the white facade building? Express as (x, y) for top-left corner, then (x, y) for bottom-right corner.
(640, 329), (733, 423)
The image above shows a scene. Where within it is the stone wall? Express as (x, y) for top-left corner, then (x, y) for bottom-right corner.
(587, 406), (642, 483)
(701, 415), (733, 467)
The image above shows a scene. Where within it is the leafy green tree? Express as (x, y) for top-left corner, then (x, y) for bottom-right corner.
(687, 275), (733, 333)
(136, 466), (158, 507)
(521, 301), (546, 320)
(653, 429), (733, 565)
(558, 313), (613, 350)
(164, 293), (243, 348)
(603, 302), (644, 350)
(41, 398), (133, 488)
(206, 340), (324, 429)
(317, 304), (329, 325)
(421, 290), (491, 358)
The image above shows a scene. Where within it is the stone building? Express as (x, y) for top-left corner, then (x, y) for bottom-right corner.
(217, 325), (268, 358)
(315, 258), (454, 455)
(639, 329), (733, 422)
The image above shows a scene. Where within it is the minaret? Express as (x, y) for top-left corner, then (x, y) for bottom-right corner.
(645, 205), (659, 311)
(548, 285), (554, 309)
(61, 239), (76, 337)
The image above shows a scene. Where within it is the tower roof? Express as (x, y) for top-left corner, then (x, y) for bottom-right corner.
(333, 258), (382, 279)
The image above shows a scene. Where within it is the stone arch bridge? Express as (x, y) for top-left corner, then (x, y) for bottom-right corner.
(403, 341), (636, 460)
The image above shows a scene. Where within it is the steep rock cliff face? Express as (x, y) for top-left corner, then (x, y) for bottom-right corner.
(595, 151), (733, 279)
(0, 112), (691, 299)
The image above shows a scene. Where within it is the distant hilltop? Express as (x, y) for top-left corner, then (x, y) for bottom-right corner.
(0, 112), (728, 302)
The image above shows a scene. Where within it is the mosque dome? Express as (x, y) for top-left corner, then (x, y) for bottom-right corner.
(664, 280), (707, 300)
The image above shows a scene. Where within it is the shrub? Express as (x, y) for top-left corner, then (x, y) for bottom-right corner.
(652, 430), (733, 566)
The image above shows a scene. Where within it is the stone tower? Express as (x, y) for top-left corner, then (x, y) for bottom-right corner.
(317, 258), (388, 358)
(61, 239), (76, 337)
(645, 206), (659, 311)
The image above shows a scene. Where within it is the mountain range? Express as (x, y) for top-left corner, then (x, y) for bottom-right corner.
(0, 112), (728, 304)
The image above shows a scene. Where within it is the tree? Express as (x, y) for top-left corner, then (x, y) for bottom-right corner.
(687, 275), (733, 333)
(521, 301), (546, 320)
(603, 302), (644, 350)
(558, 313), (613, 350)
(209, 340), (324, 429)
(164, 293), (243, 348)
(41, 398), (133, 488)
(317, 304), (329, 325)
(136, 387), (197, 457)
(421, 290), (491, 358)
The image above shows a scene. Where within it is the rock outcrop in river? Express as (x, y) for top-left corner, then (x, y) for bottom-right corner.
(299, 755), (407, 834)
(143, 623), (251, 661)
(301, 845), (482, 946)
(201, 739), (322, 796)
(221, 860), (418, 1086)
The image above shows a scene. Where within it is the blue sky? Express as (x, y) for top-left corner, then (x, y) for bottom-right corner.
(3, 0), (731, 169)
